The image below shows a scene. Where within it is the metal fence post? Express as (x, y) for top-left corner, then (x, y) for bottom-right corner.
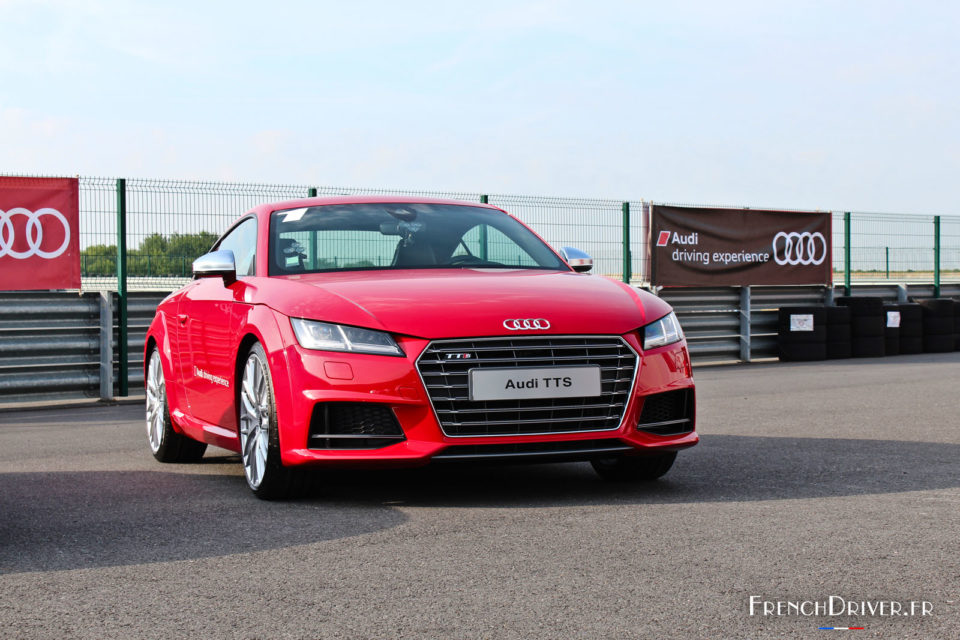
(99, 291), (114, 400)
(308, 188), (318, 267)
(897, 284), (908, 303)
(843, 211), (851, 295)
(116, 178), (128, 396)
(622, 202), (631, 284)
(479, 195), (489, 261)
(934, 215), (941, 297)
(739, 286), (751, 362)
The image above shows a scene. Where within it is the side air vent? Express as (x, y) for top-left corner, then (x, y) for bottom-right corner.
(636, 389), (695, 436)
(308, 402), (405, 450)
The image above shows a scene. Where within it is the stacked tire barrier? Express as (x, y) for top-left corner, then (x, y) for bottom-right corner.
(896, 303), (923, 355)
(778, 297), (959, 362)
(836, 296), (885, 357)
(777, 306), (827, 361)
(916, 299), (955, 353)
(825, 306), (852, 359)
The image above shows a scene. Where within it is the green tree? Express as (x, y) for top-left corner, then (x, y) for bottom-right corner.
(82, 231), (219, 277)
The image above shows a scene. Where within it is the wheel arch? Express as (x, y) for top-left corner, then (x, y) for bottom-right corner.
(231, 306), (294, 451)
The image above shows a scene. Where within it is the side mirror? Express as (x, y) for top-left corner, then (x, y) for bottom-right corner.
(559, 246), (593, 273)
(193, 249), (237, 284)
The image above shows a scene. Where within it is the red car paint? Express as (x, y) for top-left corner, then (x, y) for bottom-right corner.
(145, 196), (697, 469)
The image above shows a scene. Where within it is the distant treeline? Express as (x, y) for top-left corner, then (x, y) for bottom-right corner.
(82, 232), (218, 276)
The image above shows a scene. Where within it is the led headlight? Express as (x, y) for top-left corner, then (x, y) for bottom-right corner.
(290, 318), (404, 356)
(642, 311), (684, 350)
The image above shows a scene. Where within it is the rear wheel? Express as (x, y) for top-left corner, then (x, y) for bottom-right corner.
(238, 343), (299, 500)
(146, 348), (207, 463)
(591, 452), (677, 481)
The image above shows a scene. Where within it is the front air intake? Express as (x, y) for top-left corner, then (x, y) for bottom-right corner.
(308, 402), (405, 449)
(636, 389), (694, 436)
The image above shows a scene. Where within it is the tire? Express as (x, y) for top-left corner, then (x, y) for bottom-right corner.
(922, 317), (953, 335)
(923, 334), (954, 353)
(777, 307), (827, 343)
(778, 325), (827, 344)
(779, 341), (827, 361)
(145, 348), (207, 463)
(852, 315), (884, 338)
(836, 296), (885, 316)
(900, 336), (923, 355)
(899, 320), (923, 338)
(826, 305), (852, 324)
(826, 323), (851, 343)
(915, 298), (954, 316)
(826, 340), (852, 360)
(591, 452), (677, 481)
(884, 336), (900, 356)
(852, 336), (885, 357)
(238, 342), (301, 500)
(898, 303), (923, 324)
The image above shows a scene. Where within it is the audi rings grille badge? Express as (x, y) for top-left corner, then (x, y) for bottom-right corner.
(503, 318), (551, 331)
(772, 231), (827, 266)
(0, 208), (71, 259)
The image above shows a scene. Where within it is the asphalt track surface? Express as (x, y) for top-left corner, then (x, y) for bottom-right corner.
(1, 353), (959, 639)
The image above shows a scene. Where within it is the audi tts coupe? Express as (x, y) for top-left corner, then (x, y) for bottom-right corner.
(145, 197), (697, 499)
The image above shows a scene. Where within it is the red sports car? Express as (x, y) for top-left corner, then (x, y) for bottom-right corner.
(145, 197), (697, 499)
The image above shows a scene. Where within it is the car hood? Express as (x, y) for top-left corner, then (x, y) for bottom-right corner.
(254, 269), (671, 339)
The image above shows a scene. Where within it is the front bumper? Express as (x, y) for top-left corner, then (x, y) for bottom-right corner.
(273, 330), (697, 468)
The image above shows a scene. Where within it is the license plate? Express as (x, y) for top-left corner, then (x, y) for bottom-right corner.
(469, 366), (602, 401)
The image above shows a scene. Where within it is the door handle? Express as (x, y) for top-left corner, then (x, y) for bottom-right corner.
(178, 314), (189, 325)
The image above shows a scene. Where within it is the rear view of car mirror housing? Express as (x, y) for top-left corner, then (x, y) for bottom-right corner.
(559, 246), (593, 273)
(193, 249), (237, 284)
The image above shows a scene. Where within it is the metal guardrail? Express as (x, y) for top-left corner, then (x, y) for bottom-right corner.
(0, 291), (166, 403)
(1, 284), (958, 404)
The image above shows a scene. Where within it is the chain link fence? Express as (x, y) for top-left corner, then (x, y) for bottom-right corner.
(19, 175), (955, 292)
(75, 178), (644, 290)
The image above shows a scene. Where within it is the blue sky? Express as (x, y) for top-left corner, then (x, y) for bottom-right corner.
(2, 1), (958, 213)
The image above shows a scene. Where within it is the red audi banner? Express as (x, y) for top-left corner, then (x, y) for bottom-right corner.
(650, 205), (832, 286)
(0, 177), (81, 291)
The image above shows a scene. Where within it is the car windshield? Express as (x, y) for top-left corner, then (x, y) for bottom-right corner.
(268, 203), (568, 275)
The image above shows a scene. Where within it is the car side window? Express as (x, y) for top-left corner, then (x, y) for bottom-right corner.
(216, 217), (258, 276)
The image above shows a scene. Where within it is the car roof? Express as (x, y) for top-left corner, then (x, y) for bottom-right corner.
(254, 195), (502, 214)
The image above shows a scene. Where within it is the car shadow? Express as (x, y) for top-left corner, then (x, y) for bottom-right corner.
(0, 469), (407, 575)
(307, 433), (960, 508)
(2, 434), (956, 574)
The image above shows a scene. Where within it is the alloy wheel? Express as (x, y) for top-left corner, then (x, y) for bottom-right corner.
(239, 353), (271, 489)
(146, 350), (166, 453)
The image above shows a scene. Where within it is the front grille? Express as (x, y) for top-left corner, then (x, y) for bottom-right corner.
(636, 389), (694, 436)
(308, 402), (405, 449)
(416, 336), (638, 437)
(432, 439), (634, 462)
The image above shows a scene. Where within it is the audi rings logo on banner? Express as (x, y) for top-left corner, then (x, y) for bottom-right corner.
(503, 318), (551, 331)
(0, 208), (72, 259)
(772, 231), (827, 266)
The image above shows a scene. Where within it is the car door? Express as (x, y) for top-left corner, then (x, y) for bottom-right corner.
(178, 216), (258, 429)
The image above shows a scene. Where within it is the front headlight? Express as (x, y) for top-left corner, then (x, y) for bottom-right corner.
(290, 318), (404, 356)
(642, 311), (684, 350)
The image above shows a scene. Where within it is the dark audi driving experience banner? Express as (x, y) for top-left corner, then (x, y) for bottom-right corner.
(650, 205), (832, 286)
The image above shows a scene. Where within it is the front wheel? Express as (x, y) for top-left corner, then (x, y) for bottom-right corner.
(591, 452), (677, 482)
(238, 343), (299, 500)
(146, 348), (207, 463)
